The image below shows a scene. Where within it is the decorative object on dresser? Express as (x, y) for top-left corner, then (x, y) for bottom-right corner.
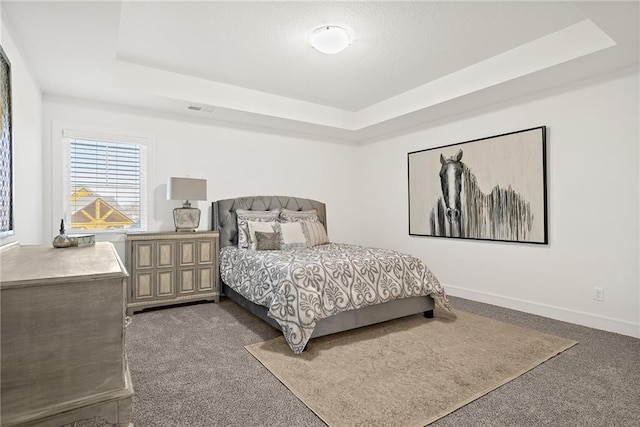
(52, 218), (72, 248)
(52, 219), (95, 248)
(126, 231), (219, 315)
(166, 177), (207, 232)
(0, 242), (133, 427)
(68, 233), (96, 247)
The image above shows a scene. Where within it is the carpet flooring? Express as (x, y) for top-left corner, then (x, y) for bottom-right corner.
(126, 296), (640, 426)
(246, 309), (576, 426)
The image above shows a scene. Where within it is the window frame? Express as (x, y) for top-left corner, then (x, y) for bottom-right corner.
(51, 123), (152, 237)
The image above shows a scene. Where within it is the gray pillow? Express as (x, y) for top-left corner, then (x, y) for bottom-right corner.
(280, 209), (319, 223)
(302, 220), (329, 246)
(236, 209), (280, 249)
(255, 231), (281, 251)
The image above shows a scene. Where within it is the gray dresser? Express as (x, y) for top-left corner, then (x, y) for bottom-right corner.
(0, 242), (133, 427)
(125, 231), (219, 315)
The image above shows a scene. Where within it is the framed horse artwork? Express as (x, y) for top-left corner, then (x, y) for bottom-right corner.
(408, 126), (547, 244)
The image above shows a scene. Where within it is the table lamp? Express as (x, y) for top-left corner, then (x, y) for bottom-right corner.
(166, 177), (207, 232)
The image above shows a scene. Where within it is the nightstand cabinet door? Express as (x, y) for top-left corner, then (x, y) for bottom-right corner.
(134, 242), (154, 269)
(126, 231), (219, 315)
(178, 268), (196, 294)
(134, 272), (153, 299)
(197, 238), (216, 292)
(177, 240), (196, 295)
(130, 240), (176, 301)
(198, 266), (214, 292)
(157, 241), (175, 268)
(156, 269), (176, 298)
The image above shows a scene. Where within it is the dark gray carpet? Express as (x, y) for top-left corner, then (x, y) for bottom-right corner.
(126, 296), (640, 426)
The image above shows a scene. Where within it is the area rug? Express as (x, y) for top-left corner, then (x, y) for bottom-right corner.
(245, 308), (577, 427)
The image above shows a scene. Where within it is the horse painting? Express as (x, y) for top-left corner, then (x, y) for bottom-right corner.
(429, 149), (534, 241)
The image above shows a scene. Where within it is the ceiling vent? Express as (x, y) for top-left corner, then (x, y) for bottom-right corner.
(187, 105), (215, 113)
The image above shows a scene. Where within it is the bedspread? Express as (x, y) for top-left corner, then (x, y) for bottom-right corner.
(220, 243), (449, 353)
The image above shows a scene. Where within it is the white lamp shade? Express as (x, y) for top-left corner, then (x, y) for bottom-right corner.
(166, 177), (207, 201)
(310, 26), (351, 54)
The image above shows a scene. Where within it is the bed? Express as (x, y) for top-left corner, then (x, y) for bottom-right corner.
(212, 195), (449, 354)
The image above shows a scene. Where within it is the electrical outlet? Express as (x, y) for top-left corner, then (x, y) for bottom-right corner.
(594, 287), (604, 301)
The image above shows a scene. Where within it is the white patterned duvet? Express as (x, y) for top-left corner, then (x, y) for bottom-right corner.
(220, 243), (449, 353)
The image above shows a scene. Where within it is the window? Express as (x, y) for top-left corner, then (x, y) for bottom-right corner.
(62, 131), (147, 233)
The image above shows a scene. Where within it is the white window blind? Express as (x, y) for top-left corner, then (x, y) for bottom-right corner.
(62, 133), (147, 232)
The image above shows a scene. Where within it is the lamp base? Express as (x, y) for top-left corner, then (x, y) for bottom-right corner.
(173, 207), (201, 232)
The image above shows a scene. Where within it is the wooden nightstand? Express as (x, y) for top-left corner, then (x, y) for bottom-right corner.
(125, 231), (219, 315)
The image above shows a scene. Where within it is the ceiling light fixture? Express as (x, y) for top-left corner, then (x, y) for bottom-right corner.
(310, 26), (351, 54)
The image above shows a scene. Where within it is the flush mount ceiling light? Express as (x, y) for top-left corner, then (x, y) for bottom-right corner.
(310, 26), (351, 54)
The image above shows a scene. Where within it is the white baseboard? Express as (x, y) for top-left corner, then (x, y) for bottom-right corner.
(444, 284), (640, 339)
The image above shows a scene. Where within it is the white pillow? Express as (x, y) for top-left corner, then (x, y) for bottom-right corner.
(247, 221), (276, 250)
(278, 222), (308, 249)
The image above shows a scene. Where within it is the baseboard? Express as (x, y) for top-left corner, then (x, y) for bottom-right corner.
(444, 284), (640, 339)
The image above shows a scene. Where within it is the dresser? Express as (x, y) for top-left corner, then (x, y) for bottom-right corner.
(0, 242), (133, 427)
(125, 231), (219, 315)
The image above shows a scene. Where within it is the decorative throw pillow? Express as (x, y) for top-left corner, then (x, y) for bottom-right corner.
(236, 209), (280, 249)
(280, 209), (319, 223)
(247, 221), (276, 250)
(255, 231), (281, 251)
(302, 220), (329, 246)
(278, 222), (308, 249)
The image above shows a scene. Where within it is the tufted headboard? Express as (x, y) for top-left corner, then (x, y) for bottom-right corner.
(212, 196), (327, 248)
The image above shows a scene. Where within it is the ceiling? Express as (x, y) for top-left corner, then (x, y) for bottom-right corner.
(3, 1), (639, 143)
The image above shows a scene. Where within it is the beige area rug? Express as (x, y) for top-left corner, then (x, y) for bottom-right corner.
(245, 309), (577, 427)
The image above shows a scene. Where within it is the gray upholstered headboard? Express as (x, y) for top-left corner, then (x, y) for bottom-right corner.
(212, 196), (327, 248)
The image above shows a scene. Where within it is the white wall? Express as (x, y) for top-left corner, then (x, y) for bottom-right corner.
(11, 0), (638, 337)
(0, 14), (43, 247)
(637, 69), (640, 338)
(359, 68), (640, 338)
(41, 97), (361, 260)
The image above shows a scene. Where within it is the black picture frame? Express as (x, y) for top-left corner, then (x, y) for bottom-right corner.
(0, 45), (13, 237)
(408, 126), (547, 244)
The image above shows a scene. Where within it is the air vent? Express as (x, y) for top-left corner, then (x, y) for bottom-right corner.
(187, 105), (215, 113)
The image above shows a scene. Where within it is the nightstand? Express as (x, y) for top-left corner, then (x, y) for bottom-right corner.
(125, 231), (219, 315)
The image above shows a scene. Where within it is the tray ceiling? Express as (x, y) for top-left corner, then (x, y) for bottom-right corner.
(3, 1), (639, 143)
